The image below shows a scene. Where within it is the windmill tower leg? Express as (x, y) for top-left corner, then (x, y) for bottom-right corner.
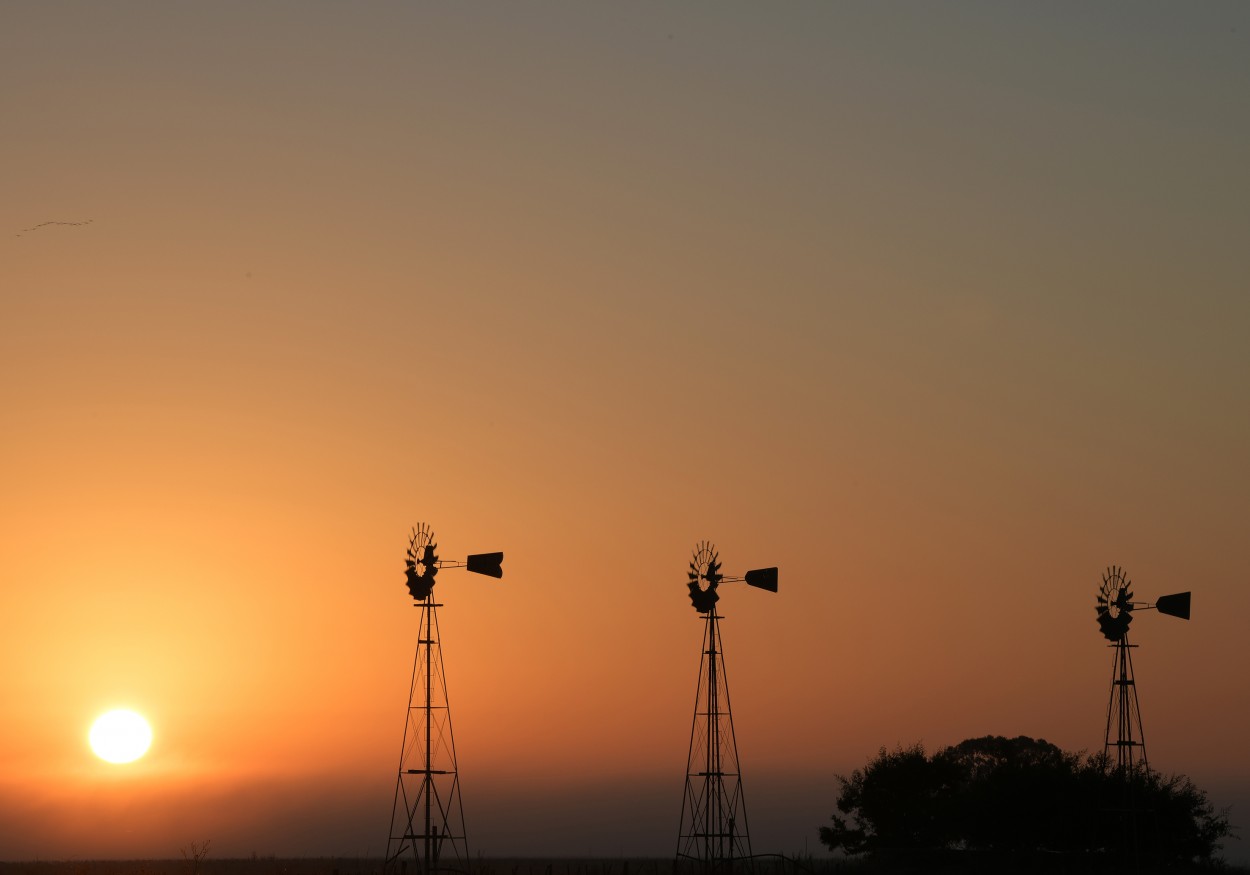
(1103, 635), (1148, 772)
(1103, 634), (1149, 873)
(678, 609), (752, 874)
(386, 596), (469, 874)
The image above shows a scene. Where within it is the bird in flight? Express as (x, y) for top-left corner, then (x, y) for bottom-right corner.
(15, 219), (93, 237)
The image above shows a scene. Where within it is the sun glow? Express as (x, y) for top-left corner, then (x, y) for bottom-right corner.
(89, 709), (153, 763)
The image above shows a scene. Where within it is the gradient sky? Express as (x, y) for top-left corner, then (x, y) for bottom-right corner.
(3, 2), (1249, 863)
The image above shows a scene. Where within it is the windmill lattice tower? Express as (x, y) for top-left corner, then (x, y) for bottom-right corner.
(1094, 565), (1191, 772)
(385, 523), (504, 875)
(677, 542), (778, 874)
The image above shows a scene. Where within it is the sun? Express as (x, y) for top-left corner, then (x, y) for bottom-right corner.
(89, 709), (153, 763)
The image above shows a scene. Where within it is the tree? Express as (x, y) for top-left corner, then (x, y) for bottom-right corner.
(820, 736), (1232, 871)
(818, 743), (962, 855)
(937, 735), (1085, 854)
(1094, 756), (1234, 870)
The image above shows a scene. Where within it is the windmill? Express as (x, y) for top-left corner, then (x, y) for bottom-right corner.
(385, 523), (504, 875)
(1094, 565), (1191, 772)
(677, 541), (778, 873)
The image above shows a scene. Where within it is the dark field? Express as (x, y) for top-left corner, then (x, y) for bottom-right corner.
(2, 859), (1247, 875)
(0, 862), (817, 875)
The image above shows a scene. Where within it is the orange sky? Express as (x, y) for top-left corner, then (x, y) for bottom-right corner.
(3, 3), (1249, 863)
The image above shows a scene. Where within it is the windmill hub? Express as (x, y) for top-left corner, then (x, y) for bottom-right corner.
(1096, 566), (1134, 641)
(404, 523), (440, 601)
(687, 541), (722, 613)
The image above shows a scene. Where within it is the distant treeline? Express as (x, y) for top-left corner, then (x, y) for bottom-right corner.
(820, 735), (1233, 873)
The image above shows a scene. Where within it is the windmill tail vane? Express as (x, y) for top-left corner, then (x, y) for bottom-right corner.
(741, 567), (778, 592)
(1152, 591), (1191, 619)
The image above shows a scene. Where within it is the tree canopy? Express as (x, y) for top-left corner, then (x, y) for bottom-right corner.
(820, 736), (1232, 872)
